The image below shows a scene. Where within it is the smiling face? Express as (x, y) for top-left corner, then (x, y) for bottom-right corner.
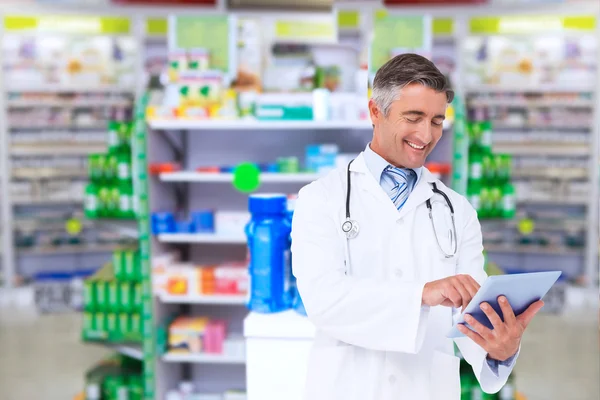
(369, 83), (448, 169)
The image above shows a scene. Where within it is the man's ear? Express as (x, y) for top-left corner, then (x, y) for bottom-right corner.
(368, 98), (381, 127)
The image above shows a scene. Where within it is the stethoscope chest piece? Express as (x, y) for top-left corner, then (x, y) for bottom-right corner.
(342, 218), (360, 239)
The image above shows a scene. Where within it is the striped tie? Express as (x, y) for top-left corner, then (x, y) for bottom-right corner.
(381, 165), (414, 211)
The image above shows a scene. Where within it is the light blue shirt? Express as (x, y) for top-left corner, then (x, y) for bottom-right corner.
(363, 143), (422, 192)
(363, 142), (516, 376)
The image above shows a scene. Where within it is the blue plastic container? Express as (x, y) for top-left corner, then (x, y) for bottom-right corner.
(190, 209), (215, 233)
(245, 194), (293, 313)
(286, 205), (307, 316)
(151, 212), (176, 234)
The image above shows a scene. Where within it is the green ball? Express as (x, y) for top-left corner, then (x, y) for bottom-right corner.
(233, 163), (261, 193)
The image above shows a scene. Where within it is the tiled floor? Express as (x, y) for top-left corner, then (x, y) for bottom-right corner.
(0, 305), (598, 400)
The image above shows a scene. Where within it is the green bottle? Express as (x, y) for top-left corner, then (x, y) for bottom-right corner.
(469, 150), (484, 182)
(113, 250), (126, 281)
(490, 186), (503, 219)
(118, 183), (134, 219)
(105, 154), (118, 183)
(107, 281), (120, 313)
(98, 186), (111, 218)
(480, 186), (492, 220)
(108, 121), (120, 153)
(116, 152), (131, 183)
(88, 154), (103, 182)
(482, 154), (495, 184)
(461, 374), (474, 400)
(467, 182), (482, 215)
(480, 121), (493, 154)
(95, 281), (108, 312)
(84, 184), (99, 219)
(108, 186), (120, 218)
(468, 122), (482, 148)
(502, 183), (516, 219)
(119, 283), (132, 313)
(83, 281), (97, 312)
(118, 122), (133, 151)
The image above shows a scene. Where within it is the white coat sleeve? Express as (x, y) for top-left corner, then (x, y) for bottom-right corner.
(291, 181), (429, 353)
(452, 201), (518, 394)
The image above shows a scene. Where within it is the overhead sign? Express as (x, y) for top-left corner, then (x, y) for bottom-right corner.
(433, 18), (453, 36)
(146, 18), (168, 36)
(470, 15), (596, 34)
(274, 16), (337, 43)
(4, 15), (131, 34)
(371, 12), (430, 73)
(175, 16), (234, 74)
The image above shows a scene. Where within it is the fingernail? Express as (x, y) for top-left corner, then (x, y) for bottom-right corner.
(465, 314), (472, 322)
(500, 296), (507, 303)
(481, 303), (489, 310)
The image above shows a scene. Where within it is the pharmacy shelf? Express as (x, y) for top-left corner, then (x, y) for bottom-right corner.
(16, 244), (116, 256)
(162, 351), (246, 365)
(159, 293), (247, 305)
(5, 84), (135, 94)
(517, 198), (588, 206)
(157, 233), (246, 244)
(512, 168), (588, 180)
(10, 144), (107, 156)
(493, 124), (591, 131)
(484, 243), (584, 256)
(9, 124), (108, 130)
(12, 169), (89, 180)
(492, 144), (589, 156)
(160, 171), (322, 183)
(115, 345), (144, 360)
(7, 99), (130, 108)
(470, 98), (594, 108)
(12, 198), (84, 206)
(148, 119), (374, 131)
(465, 84), (595, 94)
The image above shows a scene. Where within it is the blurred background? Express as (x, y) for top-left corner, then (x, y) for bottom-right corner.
(0, 0), (598, 399)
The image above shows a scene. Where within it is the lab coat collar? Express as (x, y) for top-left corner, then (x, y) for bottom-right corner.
(349, 152), (436, 220)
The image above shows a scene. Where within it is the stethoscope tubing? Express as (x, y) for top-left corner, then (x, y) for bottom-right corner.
(343, 159), (458, 258)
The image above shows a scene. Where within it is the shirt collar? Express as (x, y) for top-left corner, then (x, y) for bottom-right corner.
(363, 142), (422, 184)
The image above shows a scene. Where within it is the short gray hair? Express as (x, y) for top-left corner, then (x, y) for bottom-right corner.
(372, 53), (454, 116)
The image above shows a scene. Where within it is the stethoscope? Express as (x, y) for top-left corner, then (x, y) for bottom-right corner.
(341, 159), (458, 266)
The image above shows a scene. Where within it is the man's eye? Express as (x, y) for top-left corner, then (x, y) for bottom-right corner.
(432, 120), (443, 127)
(406, 119), (419, 123)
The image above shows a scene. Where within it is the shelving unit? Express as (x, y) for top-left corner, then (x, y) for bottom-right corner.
(0, 14), (137, 286)
(463, 13), (599, 286)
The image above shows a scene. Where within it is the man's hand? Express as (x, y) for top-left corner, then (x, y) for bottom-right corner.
(422, 274), (480, 310)
(458, 296), (545, 362)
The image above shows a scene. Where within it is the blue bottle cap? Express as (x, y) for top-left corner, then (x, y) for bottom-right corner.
(249, 193), (287, 214)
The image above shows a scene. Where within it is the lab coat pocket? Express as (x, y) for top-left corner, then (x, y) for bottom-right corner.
(430, 350), (461, 400)
(304, 345), (354, 400)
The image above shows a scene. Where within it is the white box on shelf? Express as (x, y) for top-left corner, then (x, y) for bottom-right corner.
(215, 211), (251, 238)
(244, 311), (315, 400)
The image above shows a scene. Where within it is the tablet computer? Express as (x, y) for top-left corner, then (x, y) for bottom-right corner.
(446, 271), (562, 338)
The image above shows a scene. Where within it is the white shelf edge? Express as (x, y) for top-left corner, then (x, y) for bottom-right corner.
(148, 119), (374, 131)
(6, 84), (135, 94)
(16, 244), (116, 256)
(9, 125), (108, 130)
(517, 198), (588, 206)
(11, 144), (107, 156)
(160, 172), (322, 183)
(114, 345), (143, 360)
(158, 293), (247, 305)
(12, 198), (84, 206)
(471, 100), (594, 108)
(7, 100), (131, 108)
(484, 244), (584, 256)
(492, 145), (589, 156)
(162, 351), (246, 364)
(157, 233), (247, 244)
(465, 84), (596, 94)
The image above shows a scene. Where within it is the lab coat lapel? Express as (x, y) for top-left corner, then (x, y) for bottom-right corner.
(397, 167), (436, 220)
(349, 153), (400, 217)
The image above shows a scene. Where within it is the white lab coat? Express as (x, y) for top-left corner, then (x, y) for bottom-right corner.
(290, 152), (516, 400)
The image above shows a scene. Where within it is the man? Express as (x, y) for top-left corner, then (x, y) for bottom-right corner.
(290, 54), (544, 400)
